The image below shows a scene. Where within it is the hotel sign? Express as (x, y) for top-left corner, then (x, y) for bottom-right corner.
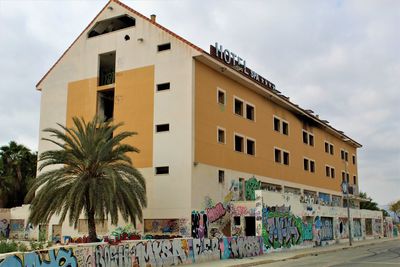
(210, 42), (276, 90)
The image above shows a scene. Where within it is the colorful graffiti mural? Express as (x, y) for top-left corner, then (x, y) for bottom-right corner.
(353, 219), (362, 238)
(143, 219), (189, 237)
(0, 219), (9, 238)
(336, 218), (348, 239)
(206, 202), (226, 223)
(0, 236), (264, 267)
(245, 177), (260, 201)
(191, 211), (208, 239)
(261, 206), (302, 249)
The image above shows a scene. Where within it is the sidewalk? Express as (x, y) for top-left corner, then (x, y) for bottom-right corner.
(192, 237), (399, 267)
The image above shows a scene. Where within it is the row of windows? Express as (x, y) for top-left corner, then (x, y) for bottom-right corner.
(217, 128), (255, 155)
(273, 116), (289, 135)
(274, 148), (289, 165)
(217, 89), (255, 121)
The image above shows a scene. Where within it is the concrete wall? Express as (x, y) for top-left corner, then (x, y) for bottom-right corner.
(0, 236), (263, 267)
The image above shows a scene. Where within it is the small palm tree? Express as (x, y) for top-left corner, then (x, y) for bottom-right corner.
(26, 116), (147, 242)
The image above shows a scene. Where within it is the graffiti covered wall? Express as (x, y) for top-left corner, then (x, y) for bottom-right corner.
(0, 236), (264, 267)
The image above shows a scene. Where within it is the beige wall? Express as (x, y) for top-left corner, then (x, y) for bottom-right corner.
(194, 60), (358, 193)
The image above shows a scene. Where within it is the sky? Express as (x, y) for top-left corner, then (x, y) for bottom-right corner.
(0, 0), (398, 206)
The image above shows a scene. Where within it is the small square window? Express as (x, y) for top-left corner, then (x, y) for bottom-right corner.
(246, 139), (255, 155)
(234, 216), (241, 225)
(218, 128), (225, 144)
(303, 131), (308, 144)
(274, 117), (280, 132)
(155, 166), (169, 175)
(282, 121), (289, 135)
(309, 134), (314, 146)
(157, 82), (170, 91)
(310, 161), (315, 173)
(234, 135), (244, 152)
(218, 170), (225, 183)
(157, 43), (171, 52)
(283, 151), (289, 165)
(275, 149), (282, 163)
(234, 98), (244, 116)
(304, 158), (309, 171)
(156, 123), (169, 132)
(217, 89), (225, 105)
(246, 104), (255, 121)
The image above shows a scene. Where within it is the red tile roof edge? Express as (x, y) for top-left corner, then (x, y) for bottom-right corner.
(36, 0), (205, 90)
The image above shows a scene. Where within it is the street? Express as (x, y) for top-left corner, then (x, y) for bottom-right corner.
(260, 239), (400, 267)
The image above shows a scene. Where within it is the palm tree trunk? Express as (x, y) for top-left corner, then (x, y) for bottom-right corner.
(87, 207), (98, 242)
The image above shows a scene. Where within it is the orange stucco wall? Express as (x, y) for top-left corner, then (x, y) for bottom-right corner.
(194, 60), (358, 192)
(66, 66), (154, 168)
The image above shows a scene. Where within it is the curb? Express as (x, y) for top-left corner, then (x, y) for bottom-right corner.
(225, 238), (399, 267)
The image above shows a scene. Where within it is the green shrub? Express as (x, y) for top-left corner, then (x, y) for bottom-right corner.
(0, 240), (18, 253)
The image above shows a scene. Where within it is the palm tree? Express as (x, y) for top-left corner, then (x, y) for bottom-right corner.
(26, 116), (147, 242)
(0, 141), (37, 207)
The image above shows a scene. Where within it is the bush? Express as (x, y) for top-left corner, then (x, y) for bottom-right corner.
(0, 240), (19, 253)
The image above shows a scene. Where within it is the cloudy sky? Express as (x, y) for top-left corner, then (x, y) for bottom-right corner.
(0, 0), (398, 205)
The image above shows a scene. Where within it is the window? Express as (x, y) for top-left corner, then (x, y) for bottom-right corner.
(283, 151), (289, 165)
(326, 166), (335, 178)
(97, 89), (115, 121)
(274, 148), (282, 163)
(274, 117), (280, 132)
(346, 173), (350, 183)
(352, 155), (356, 164)
(234, 134), (244, 152)
(310, 160), (315, 173)
(341, 149), (349, 161)
(157, 82), (170, 91)
(353, 175), (357, 185)
(155, 166), (169, 175)
(282, 121), (289, 135)
(217, 128), (225, 144)
(234, 98), (244, 116)
(234, 216), (241, 225)
(88, 15), (135, 38)
(246, 139), (255, 155)
(99, 51), (116, 86)
(218, 170), (225, 184)
(157, 43), (171, 52)
(342, 171), (346, 182)
(304, 158), (309, 171)
(304, 158), (315, 173)
(246, 104), (255, 121)
(156, 124), (169, 132)
(273, 116), (289, 135)
(324, 141), (334, 155)
(217, 88), (225, 105)
(302, 130), (314, 146)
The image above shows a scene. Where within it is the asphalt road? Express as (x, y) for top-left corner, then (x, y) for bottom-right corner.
(260, 239), (400, 267)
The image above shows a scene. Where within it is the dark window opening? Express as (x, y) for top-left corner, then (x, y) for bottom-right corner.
(310, 161), (315, 173)
(97, 89), (114, 121)
(331, 168), (335, 178)
(352, 155), (356, 164)
(345, 152), (348, 161)
(330, 144), (334, 155)
(282, 121), (289, 135)
(88, 15), (135, 38)
(246, 104), (255, 121)
(325, 142), (329, 153)
(99, 52), (116, 86)
(346, 173), (350, 183)
(233, 216), (241, 226)
(309, 134), (314, 146)
(303, 131), (308, 144)
(218, 90), (225, 105)
(156, 124), (169, 132)
(353, 176), (357, 185)
(275, 149), (281, 163)
(157, 43), (171, 52)
(218, 128), (225, 143)
(304, 158), (309, 171)
(155, 166), (169, 175)
(218, 170), (225, 184)
(342, 172), (346, 182)
(234, 135), (244, 152)
(283, 151), (289, 165)
(157, 82), (170, 91)
(274, 117), (280, 132)
(246, 139), (255, 155)
(245, 216), (256, 236)
(326, 166), (330, 177)
(234, 99), (244, 116)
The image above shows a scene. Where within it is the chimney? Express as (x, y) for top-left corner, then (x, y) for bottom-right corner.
(150, 14), (156, 22)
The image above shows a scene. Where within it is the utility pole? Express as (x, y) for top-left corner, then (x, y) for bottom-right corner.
(342, 161), (353, 246)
